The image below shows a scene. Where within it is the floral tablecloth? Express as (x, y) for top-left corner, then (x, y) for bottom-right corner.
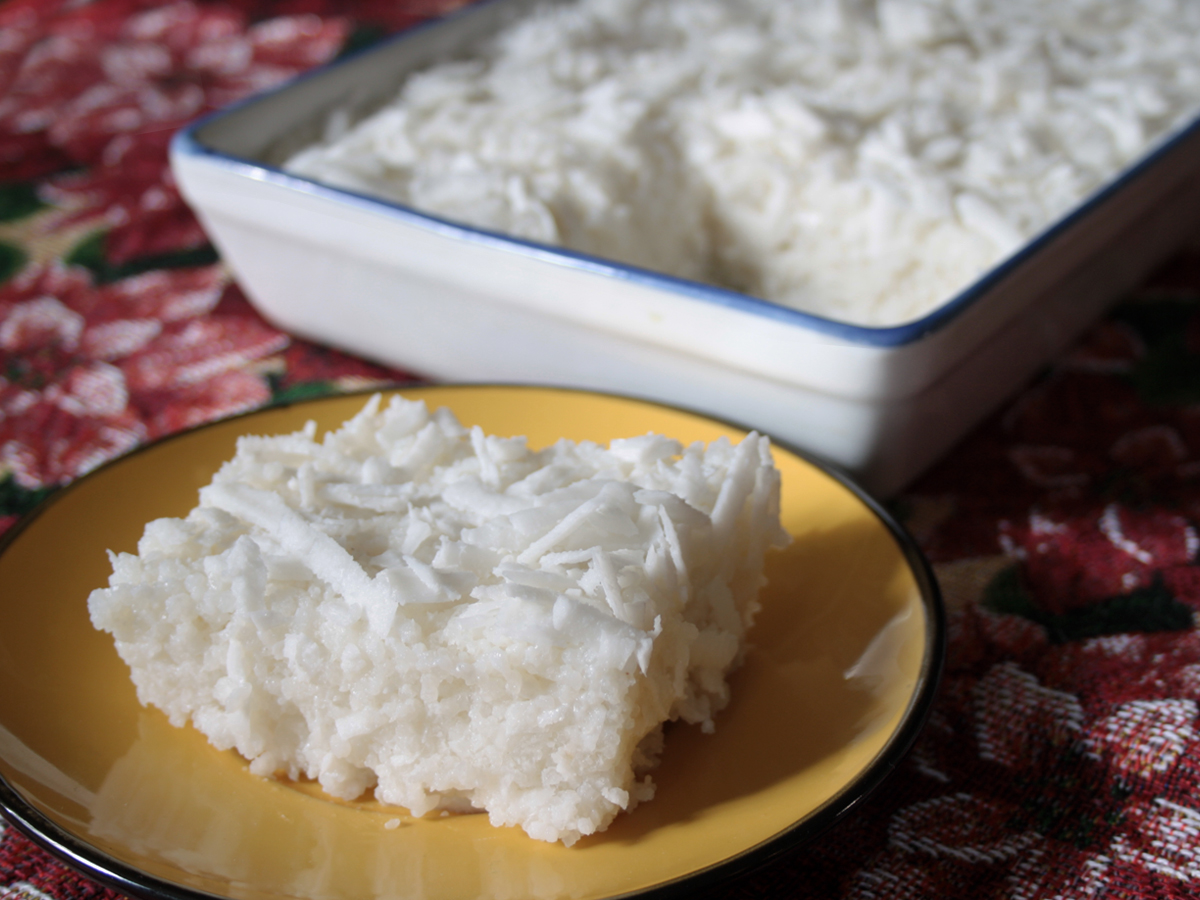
(5, 1), (1200, 898)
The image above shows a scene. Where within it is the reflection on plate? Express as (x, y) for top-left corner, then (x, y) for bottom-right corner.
(0, 386), (943, 900)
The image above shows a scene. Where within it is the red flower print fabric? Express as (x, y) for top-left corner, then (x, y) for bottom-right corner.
(0, 263), (284, 488)
(4, 2), (1200, 899)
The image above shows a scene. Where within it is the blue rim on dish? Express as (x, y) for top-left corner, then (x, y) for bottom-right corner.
(171, 0), (1200, 348)
(0, 384), (946, 900)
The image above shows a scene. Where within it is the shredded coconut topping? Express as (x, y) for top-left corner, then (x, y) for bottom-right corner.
(88, 395), (789, 845)
(285, 0), (1200, 326)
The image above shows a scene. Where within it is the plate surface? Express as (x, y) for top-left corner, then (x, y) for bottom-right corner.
(0, 385), (942, 900)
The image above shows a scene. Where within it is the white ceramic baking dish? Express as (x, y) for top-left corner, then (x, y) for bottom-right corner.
(170, 0), (1200, 496)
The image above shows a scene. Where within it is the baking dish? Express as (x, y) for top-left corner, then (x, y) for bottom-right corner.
(170, 0), (1200, 495)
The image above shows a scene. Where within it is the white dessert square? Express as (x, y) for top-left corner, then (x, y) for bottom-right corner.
(89, 395), (788, 844)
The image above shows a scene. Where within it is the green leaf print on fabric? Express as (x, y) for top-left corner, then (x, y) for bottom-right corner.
(984, 565), (1194, 643)
(0, 473), (57, 522)
(0, 242), (26, 284)
(65, 230), (219, 284)
(0, 183), (46, 222)
(1115, 297), (1200, 406)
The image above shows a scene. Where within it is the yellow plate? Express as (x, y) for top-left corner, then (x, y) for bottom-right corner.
(0, 386), (942, 900)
